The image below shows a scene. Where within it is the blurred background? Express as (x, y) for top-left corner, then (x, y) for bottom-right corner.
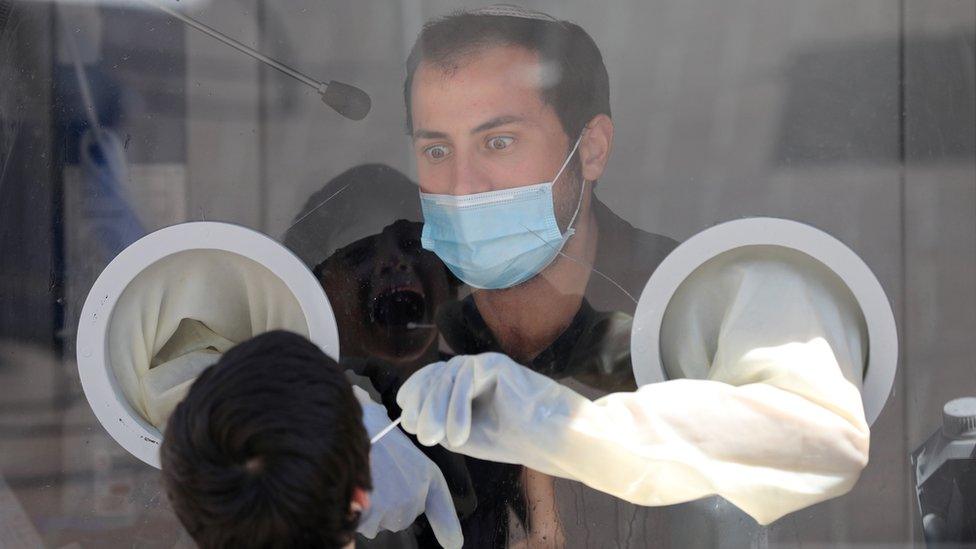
(0, 0), (973, 546)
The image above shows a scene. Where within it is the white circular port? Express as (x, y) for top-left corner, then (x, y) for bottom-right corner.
(77, 222), (340, 468)
(632, 218), (897, 426)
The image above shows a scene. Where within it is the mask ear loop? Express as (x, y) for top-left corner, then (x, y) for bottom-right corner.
(555, 131), (588, 237)
(553, 131), (586, 187)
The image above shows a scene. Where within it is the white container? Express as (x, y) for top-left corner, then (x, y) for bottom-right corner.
(76, 222), (340, 468)
(631, 217), (898, 426)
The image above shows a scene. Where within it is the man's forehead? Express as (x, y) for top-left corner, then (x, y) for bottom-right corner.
(411, 45), (551, 130)
(415, 44), (545, 95)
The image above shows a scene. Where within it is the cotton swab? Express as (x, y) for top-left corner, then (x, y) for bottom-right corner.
(370, 416), (402, 444)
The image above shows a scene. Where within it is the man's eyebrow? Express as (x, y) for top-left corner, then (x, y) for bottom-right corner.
(412, 129), (449, 140)
(412, 116), (525, 140)
(471, 115), (524, 134)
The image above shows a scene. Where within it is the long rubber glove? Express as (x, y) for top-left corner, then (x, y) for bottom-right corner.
(397, 251), (871, 525)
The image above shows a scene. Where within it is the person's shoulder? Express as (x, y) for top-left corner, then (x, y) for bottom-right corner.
(631, 226), (680, 262)
(592, 197), (680, 282)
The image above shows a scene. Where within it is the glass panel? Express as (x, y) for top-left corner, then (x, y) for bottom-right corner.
(1, 1), (973, 547)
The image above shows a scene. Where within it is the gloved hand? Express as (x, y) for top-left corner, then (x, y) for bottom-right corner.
(396, 353), (576, 478)
(352, 386), (463, 548)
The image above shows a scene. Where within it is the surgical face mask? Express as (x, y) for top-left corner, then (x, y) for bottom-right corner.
(420, 133), (586, 289)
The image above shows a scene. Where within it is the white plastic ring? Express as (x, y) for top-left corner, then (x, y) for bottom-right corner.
(631, 218), (897, 426)
(76, 222), (340, 468)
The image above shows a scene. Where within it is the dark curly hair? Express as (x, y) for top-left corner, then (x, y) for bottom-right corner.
(161, 330), (371, 548)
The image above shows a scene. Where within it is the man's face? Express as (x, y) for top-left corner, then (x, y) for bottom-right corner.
(411, 44), (578, 205)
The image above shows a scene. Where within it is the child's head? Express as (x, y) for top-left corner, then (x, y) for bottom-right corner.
(160, 330), (371, 548)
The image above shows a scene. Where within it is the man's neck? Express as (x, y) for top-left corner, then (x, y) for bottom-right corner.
(473, 193), (598, 363)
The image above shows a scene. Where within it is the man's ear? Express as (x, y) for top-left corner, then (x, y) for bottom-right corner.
(351, 487), (371, 514)
(579, 114), (614, 182)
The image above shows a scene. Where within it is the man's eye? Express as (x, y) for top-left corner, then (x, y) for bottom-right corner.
(424, 145), (451, 162)
(486, 136), (514, 151)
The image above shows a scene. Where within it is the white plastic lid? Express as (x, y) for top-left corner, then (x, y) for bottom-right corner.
(631, 217), (898, 426)
(76, 222), (340, 468)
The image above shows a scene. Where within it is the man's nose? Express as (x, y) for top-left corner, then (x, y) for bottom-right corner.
(450, 152), (493, 196)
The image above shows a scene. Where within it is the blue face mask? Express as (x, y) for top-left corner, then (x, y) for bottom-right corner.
(419, 134), (585, 289)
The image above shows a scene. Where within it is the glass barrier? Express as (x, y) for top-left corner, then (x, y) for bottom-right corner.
(1, 1), (973, 546)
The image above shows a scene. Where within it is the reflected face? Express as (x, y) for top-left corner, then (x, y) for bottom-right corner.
(317, 220), (452, 363)
(410, 44), (575, 198)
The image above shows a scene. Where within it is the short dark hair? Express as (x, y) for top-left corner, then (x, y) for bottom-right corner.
(403, 11), (611, 138)
(161, 330), (371, 549)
